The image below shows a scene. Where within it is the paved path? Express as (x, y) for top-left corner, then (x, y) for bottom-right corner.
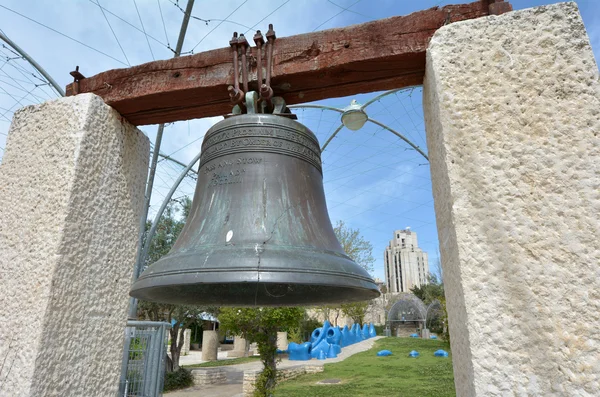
(176, 349), (234, 366)
(166, 336), (383, 397)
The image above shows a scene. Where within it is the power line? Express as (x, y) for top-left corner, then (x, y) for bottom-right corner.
(326, 0), (373, 20)
(243, 0), (291, 35)
(189, 0), (249, 53)
(133, 0), (155, 60)
(313, 0), (363, 31)
(93, 0), (131, 66)
(157, 0), (171, 48)
(167, 0), (254, 31)
(0, 4), (129, 66)
(85, 0), (170, 51)
(1, 85), (37, 120)
(0, 75), (47, 103)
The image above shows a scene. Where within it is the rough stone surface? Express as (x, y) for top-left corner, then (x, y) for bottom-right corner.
(191, 368), (227, 385)
(202, 330), (219, 361)
(277, 331), (288, 351)
(423, 3), (600, 396)
(228, 335), (249, 358)
(0, 93), (149, 396)
(242, 365), (324, 396)
(181, 329), (192, 356)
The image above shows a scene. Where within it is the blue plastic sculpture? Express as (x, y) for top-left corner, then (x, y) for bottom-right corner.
(287, 321), (378, 361)
(408, 350), (420, 358)
(327, 343), (338, 358)
(288, 342), (312, 361)
(434, 349), (449, 357)
(430, 335), (437, 339)
(326, 326), (342, 354)
(368, 323), (376, 338)
(340, 325), (351, 347)
(410, 333), (419, 338)
(377, 349), (392, 357)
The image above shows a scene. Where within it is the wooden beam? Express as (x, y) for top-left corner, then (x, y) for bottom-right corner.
(66, 1), (497, 125)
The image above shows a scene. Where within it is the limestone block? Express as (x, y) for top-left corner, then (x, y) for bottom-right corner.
(228, 335), (249, 357)
(277, 331), (288, 351)
(191, 368), (227, 385)
(243, 365), (324, 396)
(201, 330), (219, 361)
(0, 94), (149, 396)
(181, 329), (191, 355)
(424, 3), (600, 396)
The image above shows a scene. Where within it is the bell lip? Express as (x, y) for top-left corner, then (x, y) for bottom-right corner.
(130, 274), (381, 307)
(131, 244), (380, 306)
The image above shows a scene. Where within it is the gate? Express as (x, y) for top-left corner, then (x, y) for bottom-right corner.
(119, 321), (171, 397)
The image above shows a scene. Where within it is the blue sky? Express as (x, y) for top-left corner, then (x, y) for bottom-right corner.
(0, 0), (598, 282)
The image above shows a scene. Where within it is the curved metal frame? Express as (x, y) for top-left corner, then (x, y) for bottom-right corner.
(424, 299), (442, 329)
(387, 295), (427, 323)
(288, 90), (428, 160)
(0, 31), (65, 97)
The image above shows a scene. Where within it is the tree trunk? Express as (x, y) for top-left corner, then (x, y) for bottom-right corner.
(256, 328), (278, 397)
(169, 326), (181, 372)
(165, 354), (174, 373)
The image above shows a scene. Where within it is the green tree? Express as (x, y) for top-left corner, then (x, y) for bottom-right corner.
(218, 307), (304, 396)
(137, 197), (217, 372)
(341, 301), (370, 325)
(319, 221), (375, 325)
(410, 273), (449, 341)
(333, 220), (375, 273)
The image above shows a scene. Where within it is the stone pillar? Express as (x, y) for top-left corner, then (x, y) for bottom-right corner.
(181, 329), (192, 356)
(228, 335), (249, 358)
(201, 330), (219, 361)
(423, 3), (600, 396)
(277, 331), (288, 351)
(0, 94), (149, 396)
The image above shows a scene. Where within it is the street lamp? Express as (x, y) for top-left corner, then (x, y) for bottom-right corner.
(341, 99), (368, 131)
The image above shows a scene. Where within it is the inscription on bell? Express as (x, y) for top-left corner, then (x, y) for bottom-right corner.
(199, 123), (323, 174)
(204, 157), (263, 175)
(210, 169), (245, 186)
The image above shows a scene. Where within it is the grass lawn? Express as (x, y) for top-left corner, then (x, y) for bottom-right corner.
(274, 337), (455, 397)
(183, 356), (260, 368)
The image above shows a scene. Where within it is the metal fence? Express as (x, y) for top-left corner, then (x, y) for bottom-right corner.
(119, 321), (171, 397)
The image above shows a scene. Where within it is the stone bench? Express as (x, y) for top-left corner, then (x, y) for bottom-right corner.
(190, 368), (227, 385)
(242, 365), (323, 396)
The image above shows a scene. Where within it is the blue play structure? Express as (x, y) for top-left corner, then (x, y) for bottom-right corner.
(288, 320), (377, 361)
(434, 349), (449, 357)
(377, 349), (392, 357)
(408, 350), (420, 358)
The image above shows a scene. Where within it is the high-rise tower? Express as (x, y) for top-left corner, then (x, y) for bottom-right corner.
(384, 228), (429, 293)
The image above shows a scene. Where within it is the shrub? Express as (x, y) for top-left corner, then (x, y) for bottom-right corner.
(163, 368), (193, 392)
(374, 325), (386, 336)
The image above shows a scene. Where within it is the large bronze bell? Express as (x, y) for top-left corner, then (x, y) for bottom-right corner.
(130, 113), (380, 306)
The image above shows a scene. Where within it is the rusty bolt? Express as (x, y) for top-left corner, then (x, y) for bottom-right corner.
(237, 33), (249, 49)
(228, 85), (244, 104)
(266, 24), (276, 41)
(253, 30), (265, 46)
(229, 32), (239, 47)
